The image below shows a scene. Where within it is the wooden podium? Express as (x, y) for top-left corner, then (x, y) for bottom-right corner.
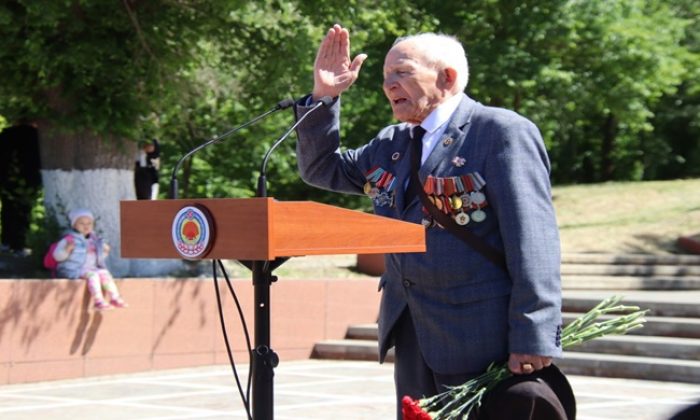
(120, 197), (425, 419)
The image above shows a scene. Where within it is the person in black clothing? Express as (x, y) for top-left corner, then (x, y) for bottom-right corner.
(0, 121), (42, 255)
(134, 138), (160, 200)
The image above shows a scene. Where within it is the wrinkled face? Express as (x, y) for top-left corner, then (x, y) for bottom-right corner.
(383, 40), (446, 124)
(73, 216), (94, 236)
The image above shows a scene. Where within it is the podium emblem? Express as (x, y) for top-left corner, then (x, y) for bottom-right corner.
(171, 205), (214, 259)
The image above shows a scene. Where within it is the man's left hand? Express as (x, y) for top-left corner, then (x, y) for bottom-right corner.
(508, 353), (552, 375)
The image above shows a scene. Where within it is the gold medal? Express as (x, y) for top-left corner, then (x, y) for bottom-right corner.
(434, 197), (443, 211)
(364, 182), (372, 195)
(450, 195), (463, 210)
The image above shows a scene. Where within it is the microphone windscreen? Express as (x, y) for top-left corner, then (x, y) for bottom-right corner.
(277, 98), (295, 109)
(318, 96), (334, 106)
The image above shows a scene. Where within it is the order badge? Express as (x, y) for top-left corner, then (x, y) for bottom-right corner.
(171, 205), (215, 259)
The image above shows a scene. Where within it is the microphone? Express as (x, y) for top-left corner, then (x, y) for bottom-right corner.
(168, 98), (295, 199)
(256, 96), (333, 197)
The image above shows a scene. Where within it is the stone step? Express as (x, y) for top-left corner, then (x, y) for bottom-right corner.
(565, 335), (700, 360)
(562, 293), (700, 318)
(557, 352), (700, 384)
(562, 275), (700, 290)
(561, 264), (700, 276)
(561, 313), (700, 339)
(347, 324), (379, 340)
(347, 315), (700, 341)
(311, 340), (700, 384)
(316, 292), (700, 384)
(561, 253), (700, 266)
(311, 339), (381, 362)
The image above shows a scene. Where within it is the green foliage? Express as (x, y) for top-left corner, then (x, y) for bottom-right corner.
(0, 0), (698, 212)
(0, 0), (246, 137)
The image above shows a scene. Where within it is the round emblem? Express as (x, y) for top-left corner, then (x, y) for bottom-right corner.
(455, 212), (470, 226)
(470, 191), (486, 205)
(171, 205), (215, 259)
(471, 209), (487, 223)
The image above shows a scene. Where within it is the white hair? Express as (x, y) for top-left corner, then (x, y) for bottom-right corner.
(393, 33), (469, 92)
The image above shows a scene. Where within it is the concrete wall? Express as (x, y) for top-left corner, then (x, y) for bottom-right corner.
(0, 277), (381, 385)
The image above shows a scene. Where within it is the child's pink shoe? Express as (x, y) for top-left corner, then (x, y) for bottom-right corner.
(110, 297), (128, 308)
(94, 300), (112, 311)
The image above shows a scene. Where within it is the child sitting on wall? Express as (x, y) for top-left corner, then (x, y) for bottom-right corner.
(53, 208), (128, 311)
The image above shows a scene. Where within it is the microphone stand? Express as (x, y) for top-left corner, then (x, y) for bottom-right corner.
(249, 97), (331, 420)
(167, 98), (295, 420)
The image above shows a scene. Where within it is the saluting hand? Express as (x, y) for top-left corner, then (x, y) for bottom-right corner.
(312, 24), (367, 100)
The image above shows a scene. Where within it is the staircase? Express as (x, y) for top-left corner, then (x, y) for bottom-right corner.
(312, 253), (700, 383)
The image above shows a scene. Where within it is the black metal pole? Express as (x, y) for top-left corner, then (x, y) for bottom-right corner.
(251, 260), (278, 420)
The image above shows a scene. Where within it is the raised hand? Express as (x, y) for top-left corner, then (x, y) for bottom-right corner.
(312, 24), (367, 100)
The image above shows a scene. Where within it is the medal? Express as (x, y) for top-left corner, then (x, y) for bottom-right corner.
(470, 191), (486, 205)
(471, 209), (487, 222)
(454, 212), (470, 226)
(450, 195), (463, 210)
(460, 193), (472, 207)
(363, 182), (372, 195)
(442, 196), (452, 213)
(434, 197), (443, 211)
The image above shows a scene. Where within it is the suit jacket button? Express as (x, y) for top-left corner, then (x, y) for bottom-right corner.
(403, 280), (411, 288)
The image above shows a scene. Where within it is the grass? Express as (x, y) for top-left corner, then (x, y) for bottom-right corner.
(554, 178), (700, 254)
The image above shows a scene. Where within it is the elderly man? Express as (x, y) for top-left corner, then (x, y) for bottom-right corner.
(294, 25), (572, 419)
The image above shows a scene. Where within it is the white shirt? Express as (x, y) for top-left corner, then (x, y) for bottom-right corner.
(415, 93), (463, 165)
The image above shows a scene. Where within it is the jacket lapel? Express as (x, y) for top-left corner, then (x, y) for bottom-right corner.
(420, 95), (477, 179)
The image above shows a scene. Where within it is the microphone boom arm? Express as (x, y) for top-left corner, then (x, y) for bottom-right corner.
(256, 97), (331, 197)
(169, 98), (294, 199)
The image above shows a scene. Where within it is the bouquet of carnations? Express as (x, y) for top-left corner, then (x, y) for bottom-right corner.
(402, 296), (648, 420)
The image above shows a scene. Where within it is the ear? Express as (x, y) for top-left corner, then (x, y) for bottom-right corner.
(438, 67), (458, 91)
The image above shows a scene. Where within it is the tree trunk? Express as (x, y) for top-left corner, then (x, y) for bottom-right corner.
(601, 114), (617, 181)
(38, 123), (183, 277)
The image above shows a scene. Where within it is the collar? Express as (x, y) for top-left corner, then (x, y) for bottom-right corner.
(418, 93), (464, 133)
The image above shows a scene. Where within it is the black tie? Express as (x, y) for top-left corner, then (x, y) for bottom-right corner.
(405, 126), (426, 204)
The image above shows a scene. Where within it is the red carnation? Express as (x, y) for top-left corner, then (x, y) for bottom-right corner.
(402, 395), (432, 420)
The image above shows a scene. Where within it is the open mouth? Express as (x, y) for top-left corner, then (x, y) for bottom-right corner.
(392, 98), (407, 105)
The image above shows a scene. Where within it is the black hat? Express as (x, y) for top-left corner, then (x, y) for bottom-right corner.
(477, 364), (576, 420)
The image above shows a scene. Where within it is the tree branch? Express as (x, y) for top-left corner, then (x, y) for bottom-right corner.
(122, 0), (157, 62)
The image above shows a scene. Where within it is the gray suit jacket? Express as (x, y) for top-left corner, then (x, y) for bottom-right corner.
(294, 94), (562, 375)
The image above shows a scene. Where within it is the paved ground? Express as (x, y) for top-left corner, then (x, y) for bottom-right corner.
(1, 360), (699, 420)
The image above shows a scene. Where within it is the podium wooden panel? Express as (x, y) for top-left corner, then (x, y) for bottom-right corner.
(120, 198), (426, 260)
